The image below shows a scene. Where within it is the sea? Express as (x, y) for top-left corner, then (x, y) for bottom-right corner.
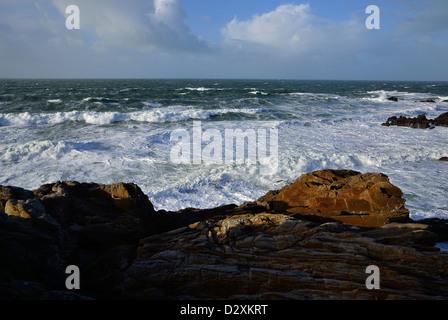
(0, 79), (447, 222)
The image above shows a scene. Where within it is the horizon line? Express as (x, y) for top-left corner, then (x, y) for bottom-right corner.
(1, 77), (447, 82)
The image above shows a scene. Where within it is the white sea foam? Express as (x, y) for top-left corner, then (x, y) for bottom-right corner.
(185, 87), (213, 91)
(0, 107), (263, 127)
(1, 82), (448, 221)
(142, 101), (163, 108)
(287, 92), (341, 101)
(47, 99), (62, 103)
(435, 243), (448, 252)
(249, 91), (269, 96)
(364, 90), (440, 103)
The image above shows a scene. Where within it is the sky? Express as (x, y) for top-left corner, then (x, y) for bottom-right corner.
(0, 0), (447, 80)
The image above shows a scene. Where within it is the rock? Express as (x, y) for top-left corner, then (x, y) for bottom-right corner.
(382, 112), (448, 129)
(434, 112), (448, 127)
(4, 198), (59, 230)
(251, 170), (410, 227)
(439, 157), (448, 162)
(381, 114), (434, 129)
(417, 218), (448, 242)
(1, 175), (448, 300)
(443, 100), (448, 103)
(120, 213), (448, 300)
(155, 204), (239, 234)
(388, 96), (398, 101)
(0, 186), (34, 200)
(0, 280), (92, 300)
(420, 99), (436, 103)
(0, 181), (158, 300)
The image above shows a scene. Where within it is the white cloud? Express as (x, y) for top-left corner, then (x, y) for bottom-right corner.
(52, 0), (209, 53)
(221, 3), (364, 57)
(222, 4), (313, 49)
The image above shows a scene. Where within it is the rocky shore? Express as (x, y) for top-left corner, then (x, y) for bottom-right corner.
(1, 170), (447, 300)
(381, 112), (448, 129)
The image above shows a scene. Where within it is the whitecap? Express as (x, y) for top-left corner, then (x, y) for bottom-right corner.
(0, 107), (264, 127)
(185, 87), (213, 92)
(249, 91), (269, 96)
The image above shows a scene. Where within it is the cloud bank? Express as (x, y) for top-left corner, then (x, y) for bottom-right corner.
(0, 0), (447, 80)
(51, 0), (209, 53)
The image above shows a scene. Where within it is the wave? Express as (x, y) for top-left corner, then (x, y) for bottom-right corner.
(0, 107), (264, 127)
(364, 90), (440, 103)
(249, 91), (269, 96)
(185, 87), (212, 92)
(47, 99), (63, 103)
(82, 97), (121, 104)
(287, 92), (340, 100)
(142, 101), (163, 108)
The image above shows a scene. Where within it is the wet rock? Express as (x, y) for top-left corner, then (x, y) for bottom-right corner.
(381, 114), (434, 129)
(434, 112), (448, 127)
(382, 112), (448, 129)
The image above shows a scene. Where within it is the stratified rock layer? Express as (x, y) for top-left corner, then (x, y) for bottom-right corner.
(121, 213), (448, 300)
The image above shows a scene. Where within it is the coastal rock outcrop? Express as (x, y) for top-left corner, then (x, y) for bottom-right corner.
(382, 112), (448, 128)
(248, 170), (410, 227)
(381, 114), (434, 129)
(121, 213), (448, 300)
(434, 112), (448, 127)
(0, 181), (157, 299)
(0, 172), (447, 300)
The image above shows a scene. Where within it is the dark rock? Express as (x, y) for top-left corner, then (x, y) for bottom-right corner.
(0, 181), (158, 300)
(388, 96), (398, 101)
(434, 112), (448, 127)
(418, 218), (448, 242)
(420, 99), (436, 103)
(439, 157), (448, 162)
(382, 114), (434, 129)
(0, 280), (92, 300)
(382, 112), (448, 129)
(155, 204), (238, 234)
(0, 186), (34, 201)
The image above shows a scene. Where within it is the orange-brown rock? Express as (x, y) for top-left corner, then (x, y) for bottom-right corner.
(253, 170), (410, 227)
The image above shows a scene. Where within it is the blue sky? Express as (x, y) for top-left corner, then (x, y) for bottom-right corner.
(0, 0), (447, 80)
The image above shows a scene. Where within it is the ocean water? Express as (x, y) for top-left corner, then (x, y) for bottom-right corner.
(0, 79), (447, 220)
